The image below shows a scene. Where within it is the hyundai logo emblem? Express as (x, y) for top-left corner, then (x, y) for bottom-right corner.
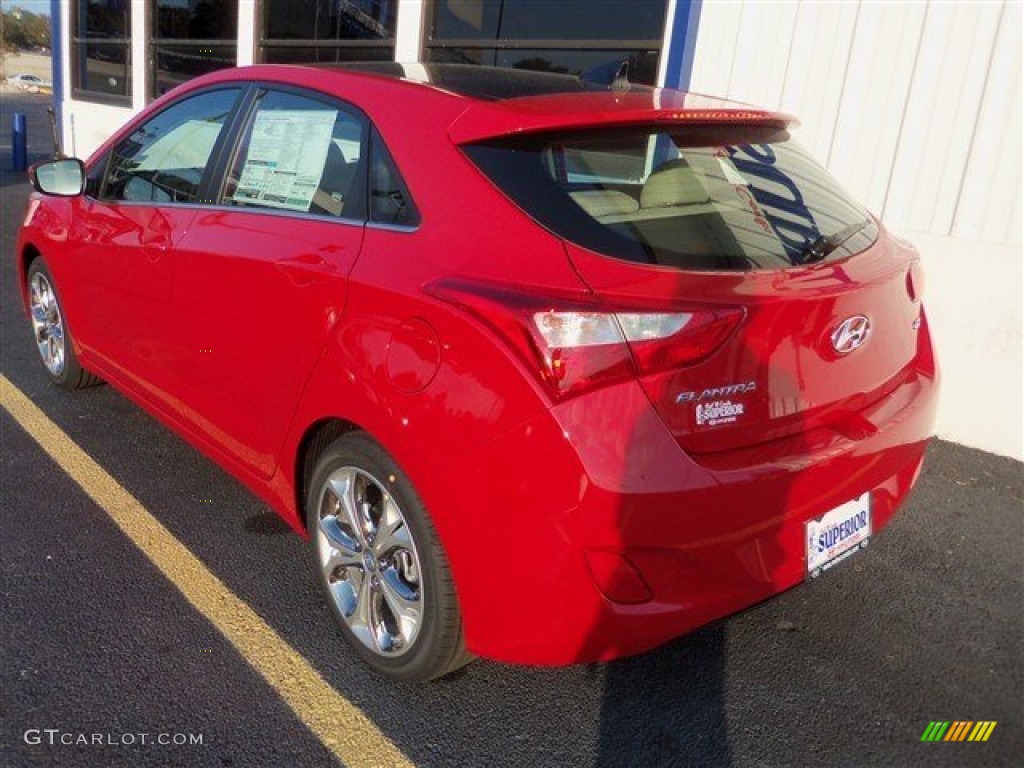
(832, 316), (870, 354)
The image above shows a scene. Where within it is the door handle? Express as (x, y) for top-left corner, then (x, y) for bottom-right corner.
(141, 232), (171, 262)
(141, 211), (173, 259)
(275, 253), (337, 286)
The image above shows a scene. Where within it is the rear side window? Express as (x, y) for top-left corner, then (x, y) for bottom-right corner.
(465, 126), (878, 271)
(369, 130), (419, 228)
(223, 89), (367, 219)
(101, 88), (241, 203)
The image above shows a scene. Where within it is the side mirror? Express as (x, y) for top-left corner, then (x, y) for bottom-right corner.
(29, 158), (86, 197)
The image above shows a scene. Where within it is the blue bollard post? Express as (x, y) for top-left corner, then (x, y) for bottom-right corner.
(12, 113), (28, 171)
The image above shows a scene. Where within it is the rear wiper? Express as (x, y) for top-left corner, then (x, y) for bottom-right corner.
(800, 218), (872, 264)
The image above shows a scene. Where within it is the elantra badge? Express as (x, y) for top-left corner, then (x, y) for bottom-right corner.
(676, 381), (756, 404)
(832, 316), (870, 354)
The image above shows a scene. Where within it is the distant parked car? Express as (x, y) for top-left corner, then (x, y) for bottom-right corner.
(6, 73), (52, 93)
(16, 63), (938, 682)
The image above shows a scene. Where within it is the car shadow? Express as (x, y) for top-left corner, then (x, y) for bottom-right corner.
(583, 259), (810, 768)
(596, 625), (732, 767)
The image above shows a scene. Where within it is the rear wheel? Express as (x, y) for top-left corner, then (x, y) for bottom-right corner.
(306, 432), (471, 681)
(27, 259), (102, 390)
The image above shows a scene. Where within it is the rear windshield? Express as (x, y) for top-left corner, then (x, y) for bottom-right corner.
(464, 125), (878, 271)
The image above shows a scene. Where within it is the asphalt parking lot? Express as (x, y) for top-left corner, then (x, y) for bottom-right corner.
(1, 90), (1021, 768)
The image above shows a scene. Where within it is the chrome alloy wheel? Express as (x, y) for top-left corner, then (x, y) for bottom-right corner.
(316, 467), (423, 657)
(29, 272), (66, 376)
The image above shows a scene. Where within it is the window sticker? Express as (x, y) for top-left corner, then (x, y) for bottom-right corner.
(232, 109), (338, 212)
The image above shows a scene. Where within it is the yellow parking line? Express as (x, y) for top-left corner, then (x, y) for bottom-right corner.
(0, 374), (413, 768)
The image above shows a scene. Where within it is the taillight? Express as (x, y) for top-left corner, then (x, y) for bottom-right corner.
(619, 310), (746, 374)
(428, 278), (743, 401)
(529, 310), (636, 397)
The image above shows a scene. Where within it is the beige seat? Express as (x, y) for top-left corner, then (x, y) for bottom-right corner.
(640, 163), (710, 209)
(570, 189), (640, 220)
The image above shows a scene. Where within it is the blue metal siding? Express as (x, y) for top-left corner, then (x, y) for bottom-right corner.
(663, 0), (702, 90)
(50, 0), (63, 149)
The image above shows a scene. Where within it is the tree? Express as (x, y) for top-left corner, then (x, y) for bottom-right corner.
(1, 7), (52, 53)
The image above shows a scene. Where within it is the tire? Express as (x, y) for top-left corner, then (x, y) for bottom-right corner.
(26, 259), (102, 390)
(306, 432), (471, 681)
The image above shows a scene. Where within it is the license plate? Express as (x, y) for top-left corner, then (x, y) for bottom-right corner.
(806, 492), (871, 578)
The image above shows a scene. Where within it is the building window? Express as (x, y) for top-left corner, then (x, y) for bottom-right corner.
(259, 0), (397, 64)
(425, 0), (668, 85)
(72, 0), (132, 104)
(151, 0), (238, 99)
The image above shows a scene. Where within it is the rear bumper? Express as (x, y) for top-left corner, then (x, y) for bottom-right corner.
(568, 419), (931, 664)
(444, 342), (939, 666)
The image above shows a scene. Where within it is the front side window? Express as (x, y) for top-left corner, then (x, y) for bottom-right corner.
(152, 0), (238, 98)
(465, 126), (879, 271)
(72, 0), (131, 103)
(100, 88), (242, 204)
(223, 89), (367, 220)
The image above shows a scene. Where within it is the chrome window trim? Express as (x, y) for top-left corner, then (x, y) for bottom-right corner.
(81, 198), (371, 229)
(366, 220), (420, 234)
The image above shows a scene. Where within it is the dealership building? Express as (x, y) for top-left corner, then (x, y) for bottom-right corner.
(43, 0), (1023, 459)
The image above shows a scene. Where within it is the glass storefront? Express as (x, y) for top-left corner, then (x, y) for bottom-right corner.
(72, 0), (132, 103)
(425, 0), (667, 85)
(260, 0), (397, 65)
(68, 1), (671, 105)
(152, 0), (238, 98)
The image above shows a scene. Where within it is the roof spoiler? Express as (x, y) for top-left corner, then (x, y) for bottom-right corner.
(449, 89), (796, 145)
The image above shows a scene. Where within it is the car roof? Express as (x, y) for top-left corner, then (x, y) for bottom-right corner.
(314, 62), (646, 101)
(179, 63), (796, 145)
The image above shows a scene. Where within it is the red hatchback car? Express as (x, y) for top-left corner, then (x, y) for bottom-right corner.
(17, 64), (937, 681)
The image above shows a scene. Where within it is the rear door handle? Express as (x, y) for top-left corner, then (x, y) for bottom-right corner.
(275, 253), (338, 286)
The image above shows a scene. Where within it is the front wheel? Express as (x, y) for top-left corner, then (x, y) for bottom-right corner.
(306, 432), (471, 681)
(26, 259), (102, 390)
